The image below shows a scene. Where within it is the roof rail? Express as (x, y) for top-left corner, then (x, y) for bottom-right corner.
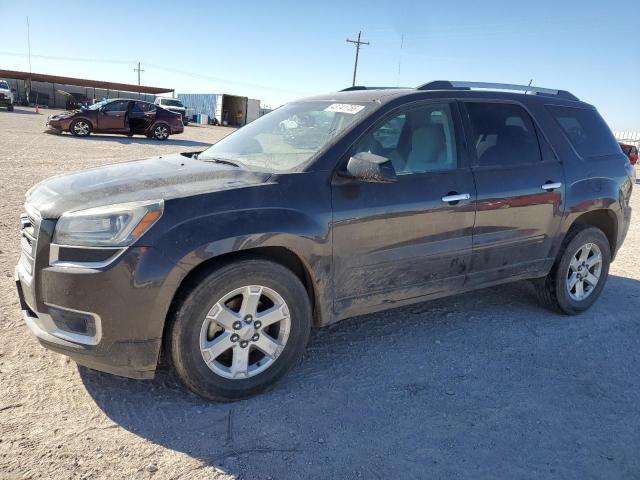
(339, 86), (406, 92)
(416, 80), (579, 101)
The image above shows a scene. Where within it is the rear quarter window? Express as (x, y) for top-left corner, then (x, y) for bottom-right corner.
(547, 105), (620, 158)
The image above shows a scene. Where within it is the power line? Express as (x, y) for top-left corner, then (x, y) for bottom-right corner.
(0, 50), (312, 95)
(346, 31), (369, 87)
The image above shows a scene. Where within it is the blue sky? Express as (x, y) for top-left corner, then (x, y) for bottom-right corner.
(1, 0), (639, 129)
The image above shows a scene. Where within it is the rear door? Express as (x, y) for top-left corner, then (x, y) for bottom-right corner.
(461, 100), (565, 285)
(134, 101), (156, 131)
(97, 100), (128, 131)
(331, 101), (476, 319)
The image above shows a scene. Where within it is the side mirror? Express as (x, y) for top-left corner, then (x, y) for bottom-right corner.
(342, 152), (397, 183)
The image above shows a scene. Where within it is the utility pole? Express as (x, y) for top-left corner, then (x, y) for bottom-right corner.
(26, 16), (32, 103)
(346, 31), (369, 87)
(133, 62), (144, 87)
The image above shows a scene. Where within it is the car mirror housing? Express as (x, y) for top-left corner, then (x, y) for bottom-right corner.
(343, 152), (397, 183)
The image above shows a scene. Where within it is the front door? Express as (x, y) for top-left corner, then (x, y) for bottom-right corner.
(331, 101), (476, 320)
(461, 100), (565, 285)
(97, 100), (128, 131)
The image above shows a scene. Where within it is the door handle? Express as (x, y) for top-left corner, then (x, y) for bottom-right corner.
(541, 182), (562, 191)
(442, 193), (471, 203)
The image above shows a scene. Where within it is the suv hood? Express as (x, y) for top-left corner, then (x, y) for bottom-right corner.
(26, 153), (271, 219)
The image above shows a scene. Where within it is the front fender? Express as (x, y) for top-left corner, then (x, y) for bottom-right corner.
(148, 184), (334, 325)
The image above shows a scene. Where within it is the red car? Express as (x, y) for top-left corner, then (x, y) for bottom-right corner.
(46, 98), (184, 140)
(619, 142), (638, 165)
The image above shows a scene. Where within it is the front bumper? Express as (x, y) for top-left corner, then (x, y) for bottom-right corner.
(45, 123), (63, 134)
(15, 218), (184, 379)
(45, 116), (68, 133)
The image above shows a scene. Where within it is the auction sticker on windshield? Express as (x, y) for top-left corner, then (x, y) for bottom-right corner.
(324, 103), (366, 114)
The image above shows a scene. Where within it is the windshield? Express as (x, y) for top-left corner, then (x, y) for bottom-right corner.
(85, 99), (111, 110)
(162, 99), (183, 107)
(199, 101), (372, 172)
(0, 81), (8, 89)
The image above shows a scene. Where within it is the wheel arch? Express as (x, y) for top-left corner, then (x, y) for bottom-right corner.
(569, 209), (618, 255)
(159, 246), (321, 365)
(148, 120), (169, 135)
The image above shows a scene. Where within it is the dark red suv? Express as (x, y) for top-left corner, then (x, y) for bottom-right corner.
(46, 98), (184, 140)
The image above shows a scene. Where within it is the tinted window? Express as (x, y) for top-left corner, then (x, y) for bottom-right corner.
(547, 106), (620, 158)
(103, 100), (128, 112)
(133, 101), (156, 113)
(354, 104), (458, 174)
(466, 102), (541, 166)
(138, 102), (156, 113)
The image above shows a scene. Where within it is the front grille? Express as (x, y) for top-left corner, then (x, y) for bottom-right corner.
(19, 209), (41, 276)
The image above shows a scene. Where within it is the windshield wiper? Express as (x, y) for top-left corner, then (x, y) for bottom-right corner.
(200, 156), (243, 168)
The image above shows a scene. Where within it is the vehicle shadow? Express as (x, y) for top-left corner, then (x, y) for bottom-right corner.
(0, 107), (41, 115)
(58, 133), (211, 148)
(80, 275), (640, 479)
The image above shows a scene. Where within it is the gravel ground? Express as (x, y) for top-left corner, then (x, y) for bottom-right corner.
(0, 106), (639, 480)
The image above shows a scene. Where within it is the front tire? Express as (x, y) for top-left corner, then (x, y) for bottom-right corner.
(7, 104), (14, 111)
(70, 119), (92, 137)
(168, 259), (312, 401)
(536, 226), (611, 315)
(152, 123), (170, 140)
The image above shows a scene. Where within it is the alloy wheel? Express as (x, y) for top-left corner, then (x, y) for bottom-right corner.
(73, 121), (90, 136)
(154, 125), (169, 139)
(566, 242), (602, 301)
(199, 285), (291, 379)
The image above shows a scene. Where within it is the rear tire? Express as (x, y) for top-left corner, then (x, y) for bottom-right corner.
(535, 226), (611, 314)
(168, 259), (312, 401)
(152, 123), (170, 140)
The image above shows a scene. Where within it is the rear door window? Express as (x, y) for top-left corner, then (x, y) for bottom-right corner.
(465, 102), (542, 167)
(547, 105), (620, 158)
(141, 102), (157, 113)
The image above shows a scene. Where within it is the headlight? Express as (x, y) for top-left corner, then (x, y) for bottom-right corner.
(53, 200), (163, 247)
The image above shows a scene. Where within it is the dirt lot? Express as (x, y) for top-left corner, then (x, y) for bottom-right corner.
(1, 106), (639, 480)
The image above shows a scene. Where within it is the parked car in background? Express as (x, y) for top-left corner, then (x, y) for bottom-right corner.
(17, 81), (633, 401)
(0, 80), (14, 111)
(45, 98), (184, 140)
(155, 97), (190, 125)
(619, 142), (638, 165)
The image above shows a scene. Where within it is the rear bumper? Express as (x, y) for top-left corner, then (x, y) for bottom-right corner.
(172, 123), (184, 134)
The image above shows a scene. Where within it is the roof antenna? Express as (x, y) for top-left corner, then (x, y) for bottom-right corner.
(525, 78), (533, 95)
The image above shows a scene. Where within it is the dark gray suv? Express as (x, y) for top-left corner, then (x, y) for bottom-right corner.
(16, 81), (634, 401)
